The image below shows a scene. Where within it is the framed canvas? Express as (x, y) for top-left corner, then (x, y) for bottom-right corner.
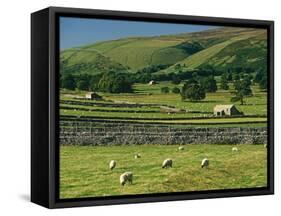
(31, 6), (274, 208)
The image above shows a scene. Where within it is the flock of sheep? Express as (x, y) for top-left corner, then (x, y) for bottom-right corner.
(109, 144), (268, 186)
(108, 146), (242, 186)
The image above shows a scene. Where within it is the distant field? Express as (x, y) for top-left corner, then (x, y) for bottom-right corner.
(60, 80), (267, 127)
(60, 144), (267, 199)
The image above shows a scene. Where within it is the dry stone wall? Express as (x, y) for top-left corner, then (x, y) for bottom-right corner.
(60, 121), (267, 145)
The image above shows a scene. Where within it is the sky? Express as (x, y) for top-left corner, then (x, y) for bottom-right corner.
(60, 17), (219, 50)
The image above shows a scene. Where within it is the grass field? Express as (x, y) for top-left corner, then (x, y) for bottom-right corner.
(59, 26), (268, 200)
(59, 80), (267, 128)
(60, 144), (267, 199)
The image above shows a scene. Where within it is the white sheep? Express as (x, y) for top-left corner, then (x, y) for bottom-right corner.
(134, 154), (141, 159)
(232, 147), (238, 152)
(178, 146), (184, 151)
(201, 158), (209, 168)
(109, 160), (116, 170)
(120, 172), (133, 186)
(264, 144), (268, 148)
(162, 158), (173, 168)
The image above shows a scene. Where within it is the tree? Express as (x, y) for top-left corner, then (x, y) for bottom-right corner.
(76, 74), (91, 91)
(172, 87), (180, 94)
(77, 80), (89, 91)
(231, 78), (253, 105)
(254, 68), (267, 90)
(89, 74), (102, 91)
(181, 81), (206, 101)
(259, 76), (267, 90)
(161, 87), (170, 94)
(233, 73), (240, 81)
(200, 76), (217, 92)
(221, 72), (232, 81)
(220, 77), (229, 90)
(111, 75), (133, 93)
(171, 74), (181, 84)
(98, 72), (133, 93)
(192, 71), (199, 80)
(61, 74), (76, 90)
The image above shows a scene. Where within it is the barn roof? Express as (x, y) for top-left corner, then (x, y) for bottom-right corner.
(214, 104), (235, 110)
(86, 92), (98, 95)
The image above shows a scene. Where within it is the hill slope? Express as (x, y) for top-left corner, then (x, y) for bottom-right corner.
(163, 28), (267, 72)
(60, 48), (128, 75)
(60, 27), (267, 76)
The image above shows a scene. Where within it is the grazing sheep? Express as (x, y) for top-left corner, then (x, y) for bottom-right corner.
(162, 158), (173, 168)
(232, 147), (238, 152)
(120, 172), (133, 186)
(178, 146), (184, 151)
(109, 160), (116, 170)
(201, 158), (209, 168)
(134, 154), (141, 159)
(264, 144), (268, 148)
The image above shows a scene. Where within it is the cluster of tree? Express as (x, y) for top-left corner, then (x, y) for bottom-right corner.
(231, 75), (253, 105)
(200, 76), (218, 92)
(60, 72), (133, 93)
(180, 75), (217, 101)
(136, 64), (171, 74)
(129, 64), (171, 83)
(174, 41), (204, 55)
(97, 72), (133, 93)
(181, 79), (206, 101)
(161, 86), (181, 94)
(220, 70), (260, 91)
(172, 87), (181, 94)
(254, 68), (267, 90)
(220, 72), (233, 90)
(129, 64), (221, 84)
(158, 71), (218, 101)
(161, 87), (170, 94)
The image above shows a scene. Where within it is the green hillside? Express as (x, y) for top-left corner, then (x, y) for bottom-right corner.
(164, 29), (267, 72)
(60, 48), (128, 75)
(60, 27), (267, 76)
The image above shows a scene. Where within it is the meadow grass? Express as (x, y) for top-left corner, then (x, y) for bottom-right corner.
(60, 144), (267, 199)
(60, 82), (267, 118)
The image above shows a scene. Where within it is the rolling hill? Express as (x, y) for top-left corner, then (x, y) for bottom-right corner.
(60, 27), (267, 76)
(60, 48), (128, 75)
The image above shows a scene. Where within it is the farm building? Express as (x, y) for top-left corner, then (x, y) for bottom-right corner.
(148, 80), (157, 85)
(85, 92), (102, 100)
(213, 104), (243, 116)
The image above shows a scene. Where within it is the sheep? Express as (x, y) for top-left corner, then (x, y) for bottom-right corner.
(232, 147), (238, 152)
(109, 160), (116, 170)
(264, 144), (268, 148)
(134, 154), (141, 159)
(178, 146), (184, 151)
(120, 172), (133, 186)
(162, 158), (173, 168)
(201, 158), (209, 168)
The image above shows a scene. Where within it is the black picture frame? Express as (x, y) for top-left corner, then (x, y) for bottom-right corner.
(31, 6), (274, 209)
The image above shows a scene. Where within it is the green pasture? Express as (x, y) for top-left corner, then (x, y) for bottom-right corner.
(59, 80), (267, 127)
(60, 144), (267, 199)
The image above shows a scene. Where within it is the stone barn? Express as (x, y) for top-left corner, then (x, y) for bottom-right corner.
(148, 80), (157, 85)
(85, 92), (102, 100)
(214, 104), (242, 116)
